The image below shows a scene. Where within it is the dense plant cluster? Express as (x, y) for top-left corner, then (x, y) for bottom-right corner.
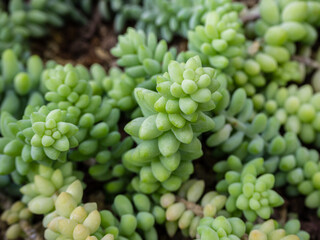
(1, 0), (320, 239)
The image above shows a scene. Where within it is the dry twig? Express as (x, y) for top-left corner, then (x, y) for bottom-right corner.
(20, 220), (44, 240)
(292, 56), (320, 69)
(247, 40), (261, 56)
(176, 196), (204, 217)
(240, 11), (260, 23)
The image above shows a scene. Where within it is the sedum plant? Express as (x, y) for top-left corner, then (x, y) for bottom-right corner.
(111, 28), (176, 80)
(218, 158), (284, 221)
(87, 136), (134, 194)
(213, 148), (320, 217)
(160, 179), (227, 238)
(205, 87), (307, 177)
(256, 83), (320, 145)
(136, 0), (244, 42)
(102, 67), (144, 112)
(204, 85), (320, 212)
(136, 0), (195, 41)
(43, 180), (156, 240)
(0, 10), (29, 58)
(185, 9), (245, 71)
(2, 0), (320, 238)
(206, 87), (280, 159)
(43, 63), (125, 165)
(9, 0), (87, 36)
(20, 162), (84, 215)
(20, 107), (79, 162)
(294, 157), (320, 217)
(185, 0), (316, 96)
(0, 49), (45, 118)
(43, 180), (114, 240)
(248, 219), (308, 240)
(194, 216), (307, 240)
(75, 0), (142, 33)
(195, 216), (246, 240)
(43, 63), (103, 124)
(1, 201), (32, 240)
(1, 201), (32, 225)
(0, 0), (88, 60)
(111, 193), (162, 240)
(123, 56), (223, 193)
(97, 0), (142, 32)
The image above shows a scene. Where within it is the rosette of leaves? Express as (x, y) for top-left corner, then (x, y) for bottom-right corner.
(160, 179), (227, 238)
(195, 216), (246, 240)
(1, 201), (32, 240)
(248, 219), (309, 240)
(43, 64), (101, 124)
(18, 106), (78, 162)
(182, 11), (263, 96)
(0, 108), (72, 180)
(43, 180), (114, 240)
(220, 158), (284, 221)
(111, 28), (176, 80)
(111, 193), (164, 239)
(256, 83), (320, 145)
(123, 56), (223, 194)
(42, 63), (132, 192)
(43, 62), (125, 163)
(43, 63), (118, 127)
(184, 0), (312, 96)
(185, 10), (246, 71)
(20, 162), (84, 215)
(212, 147), (320, 216)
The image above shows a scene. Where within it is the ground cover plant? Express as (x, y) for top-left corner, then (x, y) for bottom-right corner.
(1, 0), (320, 239)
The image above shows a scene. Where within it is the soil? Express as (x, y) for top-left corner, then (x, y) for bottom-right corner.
(31, 8), (118, 70)
(1, 1), (320, 239)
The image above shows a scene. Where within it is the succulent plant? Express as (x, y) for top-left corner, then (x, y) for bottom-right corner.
(1, 0), (320, 239)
